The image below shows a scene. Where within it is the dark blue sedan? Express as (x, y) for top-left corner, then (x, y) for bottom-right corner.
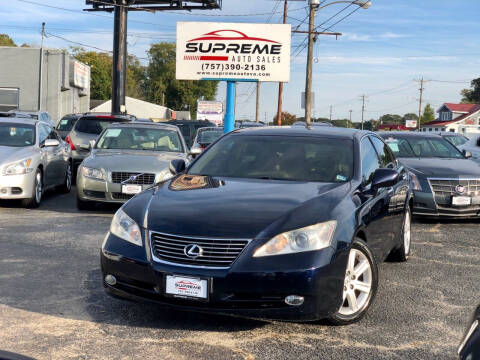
(101, 126), (412, 324)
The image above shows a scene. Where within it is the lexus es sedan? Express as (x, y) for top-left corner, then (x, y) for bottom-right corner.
(0, 116), (72, 208)
(380, 132), (480, 218)
(101, 127), (413, 324)
(458, 305), (480, 359)
(76, 122), (188, 209)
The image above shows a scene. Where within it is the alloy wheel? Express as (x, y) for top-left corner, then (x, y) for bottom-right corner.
(339, 248), (373, 316)
(35, 172), (43, 204)
(66, 163), (72, 191)
(404, 210), (411, 255)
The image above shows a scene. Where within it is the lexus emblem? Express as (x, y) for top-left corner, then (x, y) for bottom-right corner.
(184, 244), (203, 259)
(455, 185), (466, 195)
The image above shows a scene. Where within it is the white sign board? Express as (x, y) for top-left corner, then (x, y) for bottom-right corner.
(70, 61), (90, 90)
(197, 100), (224, 126)
(405, 120), (418, 128)
(176, 22), (291, 82)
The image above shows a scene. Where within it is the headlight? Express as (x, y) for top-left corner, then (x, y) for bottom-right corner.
(110, 208), (142, 246)
(81, 166), (105, 180)
(3, 158), (33, 175)
(408, 171), (422, 191)
(253, 221), (337, 257)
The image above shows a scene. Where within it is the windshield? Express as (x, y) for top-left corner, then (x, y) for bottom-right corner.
(0, 123), (35, 147)
(57, 117), (78, 131)
(444, 135), (468, 146)
(96, 127), (183, 152)
(384, 136), (464, 159)
(197, 130), (223, 144)
(188, 135), (353, 182)
(74, 117), (127, 135)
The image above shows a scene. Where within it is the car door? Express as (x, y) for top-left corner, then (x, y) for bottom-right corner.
(358, 136), (396, 261)
(39, 124), (59, 187)
(46, 127), (65, 185)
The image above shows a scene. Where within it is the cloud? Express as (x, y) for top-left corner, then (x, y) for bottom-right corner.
(342, 32), (408, 42)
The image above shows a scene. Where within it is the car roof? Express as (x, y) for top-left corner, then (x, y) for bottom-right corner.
(379, 131), (443, 139)
(168, 120), (215, 125)
(108, 122), (180, 130)
(435, 132), (465, 136)
(198, 127), (223, 131)
(0, 116), (37, 125)
(78, 113), (134, 120)
(231, 126), (368, 139)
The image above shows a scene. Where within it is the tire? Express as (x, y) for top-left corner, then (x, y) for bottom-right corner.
(59, 161), (72, 193)
(76, 195), (94, 211)
(22, 169), (43, 208)
(388, 206), (411, 262)
(329, 239), (379, 325)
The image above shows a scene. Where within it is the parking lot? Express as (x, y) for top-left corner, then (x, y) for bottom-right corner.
(0, 188), (477, 360)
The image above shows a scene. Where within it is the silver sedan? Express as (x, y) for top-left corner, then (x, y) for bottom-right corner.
(0, 116), (72, 207)
(76, 122), (188, 209)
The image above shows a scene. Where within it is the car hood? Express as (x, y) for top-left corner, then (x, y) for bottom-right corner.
(143, 176), (349, 238)
(83, 150), (186, 173)
(0, 146), (37, 166)
(399, 157), (480, 177)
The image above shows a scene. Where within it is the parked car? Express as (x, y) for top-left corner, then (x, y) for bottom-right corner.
(458, 134), (480, 163)
(167, 120), (216, 148)
(379, 132), (480, 218)
(190, 127), (224, 157)
(8, 110), (55, 127)
(293, 121), (333, 127)
(76, 122), (187, 209)
(101, 127), (412, 324)
(236, 121), (265, 129)
(135, 118), (154, 123)
(56, 114), (83, 139)
(0, 116), (72, 208)
(65, 113), (134, 171)
(458, 305), (480, 359)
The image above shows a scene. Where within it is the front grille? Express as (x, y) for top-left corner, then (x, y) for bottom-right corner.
(151, 232), (250, 268)
(428, 178), (480, 196)
(111, 172), (155, 185)
(111, 192), (135, 200)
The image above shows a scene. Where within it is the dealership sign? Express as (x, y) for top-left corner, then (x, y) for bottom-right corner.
(405, 120), (418, 128)
(197, 100), (224, 126)
(176, 22), (291, 82)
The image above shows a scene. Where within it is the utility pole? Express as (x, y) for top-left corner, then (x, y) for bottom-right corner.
(349, 109), (353, 123)
(276, 0), (288, 126)
(304, 0), (318, 128)
(417, 77), (425, 132)
(329, 105), (333, 121)
(361, 95), (366, 130)
(112, 0), (128, 114)
(255, 82), (261, 123)
(38, 22), (46, 111)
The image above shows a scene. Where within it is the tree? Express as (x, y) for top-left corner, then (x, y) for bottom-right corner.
(379, 114), (403, 125)
(145, 42), (218, 117)
(0, 34), (16, 47)
(273, 112), (297, 125)
(403, 113), (418, 121)
(422, 103), (435, 124)
(461, 78), (480, 103)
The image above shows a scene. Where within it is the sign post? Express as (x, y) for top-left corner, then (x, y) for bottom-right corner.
(176, 22), (291, 133)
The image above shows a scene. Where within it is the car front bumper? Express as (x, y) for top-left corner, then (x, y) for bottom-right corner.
(412, 190), (480, 218)
(0, 172), (35, 200)
(100, 232), (346, 322)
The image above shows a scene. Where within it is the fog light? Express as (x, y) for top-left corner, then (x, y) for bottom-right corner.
(0, 188), (7, 194)
(105, 275), (116, 286)
(285, 295), (304, 306)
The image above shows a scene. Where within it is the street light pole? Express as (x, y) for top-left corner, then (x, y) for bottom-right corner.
(304, 0), (318, 128)
(112, 0), (128, 114)
(276, 0), (288, 126)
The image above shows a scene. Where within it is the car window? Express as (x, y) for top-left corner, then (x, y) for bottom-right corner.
(369, 136), (396, 168)
(57, 117), (77, 131)
(74, 117), (127, 135)
(446, 135), (468, 146)
(197, 130), (223, 144)
(96, 127), (184, 153)
(361, 137), (381, 187)
(384, 136), (464, 159)
(0, 123), (35, 147)
(189, 135), (353, 183)
(38, 124), (50, 144)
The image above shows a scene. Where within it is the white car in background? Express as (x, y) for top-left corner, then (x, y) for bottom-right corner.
(458, 134), (480, 162)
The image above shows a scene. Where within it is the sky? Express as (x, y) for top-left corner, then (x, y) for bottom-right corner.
(1, 0), (480, 122)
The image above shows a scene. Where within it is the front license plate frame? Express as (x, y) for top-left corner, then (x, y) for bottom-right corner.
(121, 184), (142, 195)
(452, 196), (471, 206)
(164, 275), (209, 301)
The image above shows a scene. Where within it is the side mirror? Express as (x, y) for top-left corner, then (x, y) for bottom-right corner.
(463, 150), (472, 159)
(189, 147), (202, 156)
(78, 143), (90, 151)
(169, 159), (186, 175)
(89, 140), (96, 150)
(371, 168), (399, 191)
(44, 139), (60, 147)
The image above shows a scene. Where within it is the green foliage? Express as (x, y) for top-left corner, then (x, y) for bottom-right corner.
(461, 78), (480, 104)
(379, 114), (403, 125)
(0, 34), (16, 47)
(330, 119), (352, 128)
(422, 103), (435, 124)
(145, 43), (218, 117)
(273, 112), (297, 125)
(403, 113), (418, 121)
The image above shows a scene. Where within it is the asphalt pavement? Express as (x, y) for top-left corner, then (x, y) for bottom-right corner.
(0, 187), (478, 360)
